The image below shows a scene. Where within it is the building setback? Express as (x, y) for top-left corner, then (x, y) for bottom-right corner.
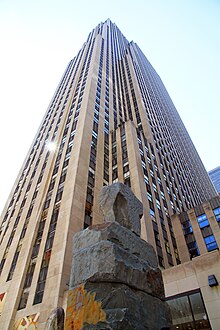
(0, 19), (217, 329)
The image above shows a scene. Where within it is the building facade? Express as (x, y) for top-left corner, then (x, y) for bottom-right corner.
(209, 166), (220, 193)
(0, 19), (217, 329)
(164, 195), (220, 329)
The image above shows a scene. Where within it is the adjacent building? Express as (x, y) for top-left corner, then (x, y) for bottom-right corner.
(209, 166), (220, 193)
(164, 195), (220, 329)
(0, 19), (217, 329)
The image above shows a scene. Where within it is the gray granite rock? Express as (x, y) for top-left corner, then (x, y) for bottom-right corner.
(82, 282), (171, 330)
(72, 222), (158, 268)
(99, 182), (143, 236)
(70, 233), (164, 299)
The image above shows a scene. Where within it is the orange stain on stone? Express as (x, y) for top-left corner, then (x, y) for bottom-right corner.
(65, 284), (106, 330)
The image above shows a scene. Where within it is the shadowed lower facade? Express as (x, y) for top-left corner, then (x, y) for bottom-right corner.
(0, 19), (217, 329)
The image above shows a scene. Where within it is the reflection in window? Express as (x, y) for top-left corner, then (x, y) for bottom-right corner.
(213, 207), (220, 227)
(167, 290), (211, 329)
(197, 213), (218, 252)
(204, 235), (218, 252)
(168, 295), (193, 325)
(197, 214), (209, 228)
(189, 292), (206, 321)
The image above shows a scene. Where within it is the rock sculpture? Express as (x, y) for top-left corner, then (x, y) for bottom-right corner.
(65, 183), (171, 329)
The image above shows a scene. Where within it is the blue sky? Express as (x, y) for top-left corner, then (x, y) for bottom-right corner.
(0, 0), (219, 212)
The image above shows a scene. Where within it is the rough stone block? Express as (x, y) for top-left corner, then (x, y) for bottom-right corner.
(70, 239), (164, 299)
(84, 282), (171, 330)
(66, 282), (171, 329)
(99, 182), (143, 236)
(72, 222), (158, 268)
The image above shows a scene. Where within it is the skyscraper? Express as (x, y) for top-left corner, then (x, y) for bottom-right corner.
(209, 166), (220, 193)
(0, 19), (216, 328)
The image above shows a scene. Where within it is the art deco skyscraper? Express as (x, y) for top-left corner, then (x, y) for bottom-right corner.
(0, 19), (216, 328)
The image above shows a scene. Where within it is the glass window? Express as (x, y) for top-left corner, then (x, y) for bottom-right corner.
(167, 291), (211, 329)
(187, 241), (200, 258)
(189, 292), (207, 321)
(147, 192), (152, 201)
(182, 220), (193, 235)
(197, 214), (209, 228)
(213, 207), (220, 224)
(168, 295), (193, 325)
(150, 209), (156, 223)
(204, 235), (218, 252)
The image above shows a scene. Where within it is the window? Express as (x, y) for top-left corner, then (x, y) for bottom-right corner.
(186, 239), (200, 259)
(43, 198), (51, 210)
(7, 231), (15, 247)
(124, 171), (130, 179)
(147, 192), (152, 202)
(7, 251), (20, 281)
(167, 291), (210, 329)
(150, 209), (157, 223)
(18, 291), (29, 310)
(197, 214), (209, 228)
(144, 175), (149, 184)
(0, 259), (6, 275)
(204, 235), (218, 252)
(160, 191), (165, 200)
(182, 220), (193, 235)
(158, 255), (164, 268)
(155, 199), (161, 210)
(152, 183), (157, 192)
(154, 230), (161, 247)
(165, 240), (171, 254)
(174, 248), (180, 262)
(112, 169), (118, 180)
(213, 207), (220, 226)
(55, 187), (63, 203)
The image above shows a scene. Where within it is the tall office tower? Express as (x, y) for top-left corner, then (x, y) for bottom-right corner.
(0, 19), (216, 328)
(209, 166), (220, 193)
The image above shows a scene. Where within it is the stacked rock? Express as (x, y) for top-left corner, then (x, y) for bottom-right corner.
(65, 183), (171, 330)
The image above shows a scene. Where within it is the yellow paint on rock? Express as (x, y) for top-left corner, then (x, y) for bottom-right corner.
(65, 284), (106, 330)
